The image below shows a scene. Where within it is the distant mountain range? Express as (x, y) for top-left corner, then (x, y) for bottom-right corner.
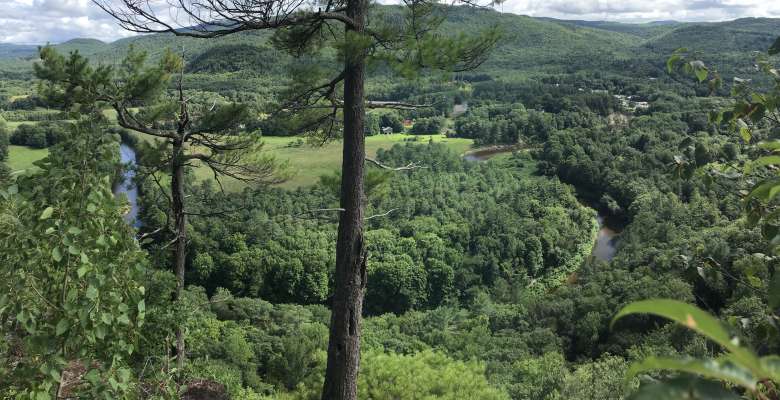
(0, 43), (39, 59)
(534, 18), (684, 38)
(0, 7), (777, 79)
(0, 38), (108, 59)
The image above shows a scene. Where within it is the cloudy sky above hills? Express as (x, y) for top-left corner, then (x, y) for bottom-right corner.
(2, 0), (780, 44)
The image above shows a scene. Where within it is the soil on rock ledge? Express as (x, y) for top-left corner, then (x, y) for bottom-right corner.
(181, 380), (229, 400)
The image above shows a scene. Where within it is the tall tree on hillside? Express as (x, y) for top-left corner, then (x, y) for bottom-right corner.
(34, 46), (284, 372)
(92, 1), (499, 398)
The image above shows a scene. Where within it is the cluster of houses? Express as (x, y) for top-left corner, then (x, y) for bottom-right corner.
(613, 94), (650, 113)
(591, 89), (650, 113)
(577, 88), (651, 113)
(378, 119), (413, 135)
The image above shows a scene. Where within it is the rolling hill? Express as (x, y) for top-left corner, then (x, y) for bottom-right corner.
(0, 43), (37, 59)
(537, 18), (683, 39)
(643, 18), (780, 54)
(441, 7), (642, 73)
(0, 7), (777, 81)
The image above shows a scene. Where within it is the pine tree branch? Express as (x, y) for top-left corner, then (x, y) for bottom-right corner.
(114, 105), (178, 140)
(92, 1), (357, 37)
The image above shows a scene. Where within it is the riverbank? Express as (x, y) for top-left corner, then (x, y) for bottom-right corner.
(527, 211), (600, 295)
(463, 144), (523, 162)
(462, 145), (612, 293)
(463, 145), (624, 262)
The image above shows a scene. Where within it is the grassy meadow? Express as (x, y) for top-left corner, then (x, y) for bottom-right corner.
(7, 130), (475, 190)
(195, 134), (474, 190)
(7, 108), (475, 189)
(7, 145), (47, 174)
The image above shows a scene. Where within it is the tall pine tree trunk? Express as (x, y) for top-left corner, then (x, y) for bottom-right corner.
(321, 0), (368, 398)
(170, 141), (187, 372)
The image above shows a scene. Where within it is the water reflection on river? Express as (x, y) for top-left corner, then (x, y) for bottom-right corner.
(116, 143), (140, 227)
(592, 215), (619, 261)
(463, 146), (518, 162)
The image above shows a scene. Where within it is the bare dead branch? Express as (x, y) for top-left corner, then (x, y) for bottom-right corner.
(298, 99), (436, 110)
(295, 206), (398, 221)
(365, 100), (435, 110)
(294, 207), (345, 220)
(138, 227), (165, 241)
(115, 105), (178, 140)
(277, 69), (347, 114)
(365, 208), (398, 220)
(92, 0), (357, 38)
(365, 157), (427, 171)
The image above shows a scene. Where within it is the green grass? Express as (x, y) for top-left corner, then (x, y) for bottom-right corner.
(5, 133), (475, 191)
(500, 150), (540, 180)
(5, 108), (474, 189)
(7, 145), (48, 174)
(5, 120), (30, 129)
(193, 134), (474, 190)
(478, 149), (540, 180)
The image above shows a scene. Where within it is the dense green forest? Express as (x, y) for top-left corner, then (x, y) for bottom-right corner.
(2, 2), (780, 400)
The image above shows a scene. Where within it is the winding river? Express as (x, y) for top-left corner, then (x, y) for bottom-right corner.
(463, 147), (621, 261)
(116, 143), (140, 227)
(115, 142), (622, 257)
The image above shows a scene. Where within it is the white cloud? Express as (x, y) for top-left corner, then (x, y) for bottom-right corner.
(496, 0), (780, 22)
(0, 0), (134, 44)
(2, 0), (780, 44)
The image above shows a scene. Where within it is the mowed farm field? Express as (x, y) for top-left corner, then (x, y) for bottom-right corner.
(7, 145), (47, 175)
(7, 133), (474, 189)
(247, 134), (473, 189)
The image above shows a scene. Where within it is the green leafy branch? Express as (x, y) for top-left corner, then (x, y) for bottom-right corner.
(613, 299), (780, 399)
(668, 38), (780, 248)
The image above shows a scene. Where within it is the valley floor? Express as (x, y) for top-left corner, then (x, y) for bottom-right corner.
(7, 133), (474, 189)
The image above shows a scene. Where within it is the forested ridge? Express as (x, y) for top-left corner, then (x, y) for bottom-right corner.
(2, 3), (780, 400)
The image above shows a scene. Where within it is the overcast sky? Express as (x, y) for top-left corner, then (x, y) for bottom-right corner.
(2, 0), (780, 44)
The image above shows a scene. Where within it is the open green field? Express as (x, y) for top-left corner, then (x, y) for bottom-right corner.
(7, 133), (475, 190)
(7, 145), (48, 174)
(6, 120), (29, 129)
(193, 134), (474, 190)
(486, 149), (538, 175)
(6, 111), (475, 189)
(3, 119), (76, 130)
